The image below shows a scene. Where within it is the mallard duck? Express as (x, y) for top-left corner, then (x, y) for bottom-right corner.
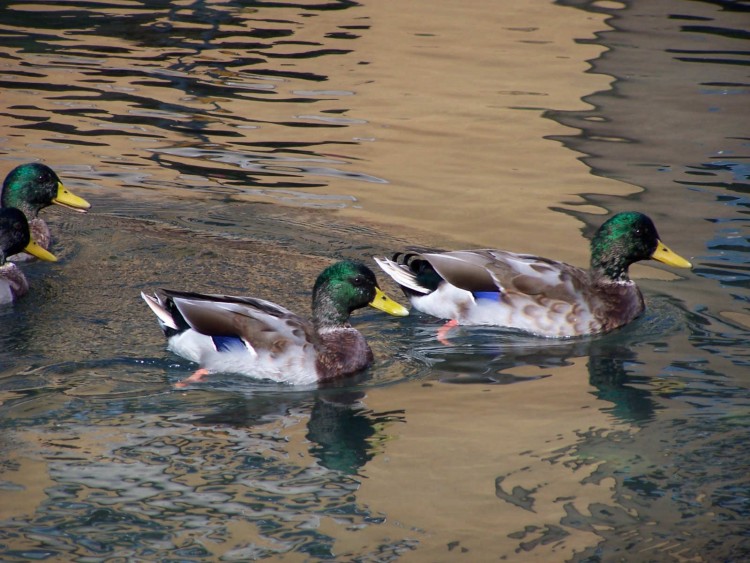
(374, 212), (692, 338)
(0, 207), (57, 304)
(142, 260), (409, 385)
(1, 163), (91, 259)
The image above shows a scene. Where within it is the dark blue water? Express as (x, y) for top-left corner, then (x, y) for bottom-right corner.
(0, 0), (749, 560)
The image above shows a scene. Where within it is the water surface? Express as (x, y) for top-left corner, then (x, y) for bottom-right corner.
(1, 0), (749, 561)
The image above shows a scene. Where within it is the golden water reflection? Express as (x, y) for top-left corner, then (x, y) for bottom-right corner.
(0, 0), (630, 258)
(3, 364), (628, 561)
(357, 368), (627, 561)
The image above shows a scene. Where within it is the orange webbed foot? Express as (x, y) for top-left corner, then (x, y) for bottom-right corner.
(437, 319), (459, 346)
(175, 368), (210, 388)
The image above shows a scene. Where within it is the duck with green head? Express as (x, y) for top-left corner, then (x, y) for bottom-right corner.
(375, 212), (692, 338)
(1, 163), (91, 259)
(0, 207), (57, 304)
(142, 260), (409, 386)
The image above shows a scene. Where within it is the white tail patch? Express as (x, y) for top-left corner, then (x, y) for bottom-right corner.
(373, 256), (431, 295)
(141, 292), (179, 330)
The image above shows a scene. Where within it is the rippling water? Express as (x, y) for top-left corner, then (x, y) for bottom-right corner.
(1, 0), (749, 561)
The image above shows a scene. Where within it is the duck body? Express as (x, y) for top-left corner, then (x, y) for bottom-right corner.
(0, 263), (31, 305)
(1, 163), (91, 261)
(0, 207), (57, 305)
(375, 212), (692, 338)
(26, 218), (51, 256)
(376, 249), (645, 337)
(142, 261), (409, 385)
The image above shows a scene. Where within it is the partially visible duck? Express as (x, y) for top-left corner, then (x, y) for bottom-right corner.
(142, 260), (409, 385)
(0, 207), (57, 305)
(375, 212), (692, 338)
(1, 163), (91, 259)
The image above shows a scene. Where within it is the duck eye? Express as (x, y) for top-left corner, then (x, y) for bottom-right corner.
(352, 275), (365, 287)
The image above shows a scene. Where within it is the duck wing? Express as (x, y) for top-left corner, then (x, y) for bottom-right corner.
(419, 251), (502, 292)
(156, 289), (316, 355)
(421, 249), (589, 304)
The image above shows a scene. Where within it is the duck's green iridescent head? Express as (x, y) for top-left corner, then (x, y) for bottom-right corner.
(313, 260), (408, 326)
(590, 212), (691, 281)
(0, 207), (57, 264)
(1, 163), (91, 218)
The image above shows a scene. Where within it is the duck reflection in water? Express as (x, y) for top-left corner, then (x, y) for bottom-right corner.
(408, 293), (689, 426)
(192, 387), (404, 475)
(431, 339), (660, 424)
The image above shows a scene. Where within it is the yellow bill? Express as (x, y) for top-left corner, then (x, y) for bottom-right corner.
(53, 182), (91, 212)
(369, 287), (409, 317)
(24, 239), (57, 262)
(652, 240), (692, 269)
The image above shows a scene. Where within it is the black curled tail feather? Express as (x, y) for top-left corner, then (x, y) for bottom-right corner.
(163, 299), (190, 336)
(391, 251), (443, 293)
(141, 289), (191, 338)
